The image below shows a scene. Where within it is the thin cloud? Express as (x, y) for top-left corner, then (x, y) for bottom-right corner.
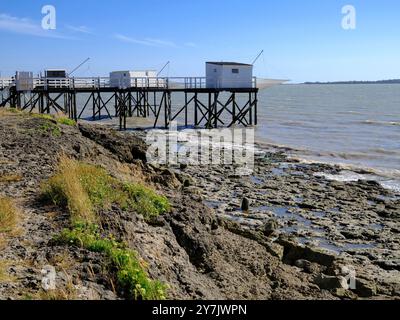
(0, 13), (73, 39)
(114, 33), (177, 48)
(145, 38), (177, 48)
(114, 33), (156, 46)
(66, 25), (93, 35)
(184, 42), (197, 48)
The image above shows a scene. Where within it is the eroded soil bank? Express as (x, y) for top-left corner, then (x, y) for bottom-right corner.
(0, 111), (399, 300)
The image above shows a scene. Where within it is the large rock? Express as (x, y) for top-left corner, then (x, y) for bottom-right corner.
(353, 279), (377, 297)
(263, 219), (278, 237)
(277, 237), (336, 267)
(79, 123), (148, 162)
(264, 243), (284, 260)
(241, 197), (250, 211)
(295, 259), (322, 274)
(315, 274), (349, 290)
(151, 168), (182, 189)
(375, 259), (400, 271)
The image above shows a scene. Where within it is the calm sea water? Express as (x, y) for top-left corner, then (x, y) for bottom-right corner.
(256, 84), (400, 192)
(77, 84), (400, 192)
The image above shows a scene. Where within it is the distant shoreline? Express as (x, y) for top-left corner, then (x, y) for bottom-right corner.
(303, 79), (400, 85)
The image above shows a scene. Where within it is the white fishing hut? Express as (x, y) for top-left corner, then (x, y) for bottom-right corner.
(206, 62), (253, 89)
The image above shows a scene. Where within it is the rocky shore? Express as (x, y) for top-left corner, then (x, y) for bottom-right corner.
(0, 109), (399, 300)
(180, 147), (400, 298)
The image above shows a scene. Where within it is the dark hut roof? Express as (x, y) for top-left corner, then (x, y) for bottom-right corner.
(206, 62), (253, 66)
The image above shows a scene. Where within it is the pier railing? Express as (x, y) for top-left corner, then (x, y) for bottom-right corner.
(0, 76), (258, 90)
(0, 78), (14, 89)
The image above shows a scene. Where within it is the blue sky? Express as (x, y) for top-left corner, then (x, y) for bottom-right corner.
(0, 0), (399, 82)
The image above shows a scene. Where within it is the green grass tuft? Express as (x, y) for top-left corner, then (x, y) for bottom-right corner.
(57, 117), (76, 126)
(8, 108), (20, 114)
(38, 121), (61, 137)
(33, 113), (76, 128)
(32, 113), (54, 121)
(56, 222), (167, 300)
(123, 183), (170, 220)
(76, 163), (124, 210)
(41, 157), (170, 222)
(43, 156), (170, 299)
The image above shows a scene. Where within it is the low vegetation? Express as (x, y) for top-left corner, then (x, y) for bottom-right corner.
(56, 222), (167, 300)
(41, 156), (95, 223)
(23, 280), (78, 300)
(1, 108), (76, 126)
(35, 286), (77, 300)
(39, 122), (62, 137)
(41, 155), (170, 222)
(0, 107), (20, 116)
(0, 260), (7, 282)
(41, 155), (170, 300)
(0, 260), (15, 282)
(7, 107), (20, 114)
(123, 183), (170, 220)
(32, 113), (54, 121)
(56, 117), (76, 126)
(0, 198), (18, 282)
(32, 113), (76, 126)
(32, 114), (76, 137)
(0, 174), (23, 184)
(0, 196), (18, 233)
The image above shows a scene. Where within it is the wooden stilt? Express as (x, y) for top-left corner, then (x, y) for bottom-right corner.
(6, 81), (258, 130)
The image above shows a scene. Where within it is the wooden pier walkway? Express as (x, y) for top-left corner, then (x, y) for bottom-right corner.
(0, 76), (258, 130)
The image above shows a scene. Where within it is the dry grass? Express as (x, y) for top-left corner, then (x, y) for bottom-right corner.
(42, 155), (170, 223)
(0, 196), (18, 233)
(0, 174), (23, 184)
(21, 268), (78, 300)
(0, 236), (6, 250)
(39, 268), (78, 300)
(0, 260), (16, 282)
(0, 108), (26, 118)
(0, 108), (18, 117)
(0, 158), (16, 165)
(37, 288), (77, 300)
(36, 282), (77, 300)
(113, 162), (148, 185)
(0, 260), (8, 281)
(41, 155), (95, 224)
(33, 282), (78, 300)
(49, 251), (76, 271)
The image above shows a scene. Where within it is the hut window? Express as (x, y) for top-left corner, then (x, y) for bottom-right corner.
(232, 68), (239, 74)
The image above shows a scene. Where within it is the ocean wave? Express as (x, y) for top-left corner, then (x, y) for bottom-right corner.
(264, 141), (400, 192)
(278, 120), (321, 128)
(256, 138), (398, 160)
(288, 149), (393, 161)
(255, 141), (399, 171)
(314, 171), (400, 193)
(360, 120), (400, 126)
(380, 181), (400, 193)
(337, 111), (365, 115)
(296, 156), (400, 179)
(314, 171), (371, 182)
(367, 148), (400, 156)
